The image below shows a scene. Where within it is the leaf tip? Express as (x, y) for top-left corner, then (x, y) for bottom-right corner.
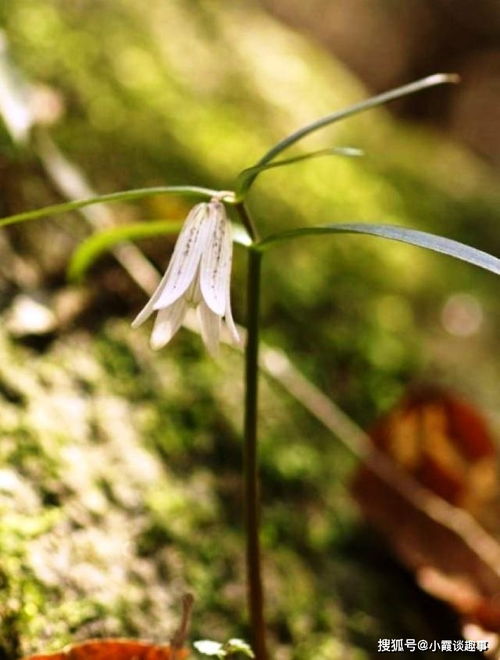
(430, 72), (461, 85)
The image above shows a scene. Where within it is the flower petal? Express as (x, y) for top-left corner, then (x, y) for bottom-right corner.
(197, 300), (221, 356)
(224, 283), (240, 345)
(200, 201), (232, 316)
(154, 203), (214, 309)
(150, 298), (187, 350)
(131, 266), (173, 328)
(131, 204), (210, 327)
(183, 265), (202, 306)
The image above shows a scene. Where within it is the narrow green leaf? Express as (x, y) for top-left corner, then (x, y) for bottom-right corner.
(67, 220), (183, 282)
(235, 147), (362, 198)
(256, 73), (459, 167)
(0, 185), (221, 229)
(256, 222), (500, 276)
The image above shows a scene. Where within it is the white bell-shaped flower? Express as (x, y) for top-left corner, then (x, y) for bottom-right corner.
(132, 199), (240, 354)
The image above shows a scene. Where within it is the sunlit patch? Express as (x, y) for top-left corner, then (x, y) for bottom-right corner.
(441, 292), (483, 337)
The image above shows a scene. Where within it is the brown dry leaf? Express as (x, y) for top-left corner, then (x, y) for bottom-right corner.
(22, 639), (189, 660)
(352, 386), (500, 635)
(22, 595), (193, 660)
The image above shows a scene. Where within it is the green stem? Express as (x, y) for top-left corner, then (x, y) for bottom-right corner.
(244, 248), (267, 660)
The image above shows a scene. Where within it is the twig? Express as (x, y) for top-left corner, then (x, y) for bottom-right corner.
(170, 593), (194, 659)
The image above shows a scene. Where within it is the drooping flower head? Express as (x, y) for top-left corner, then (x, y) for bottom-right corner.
(132, 198), (240, 354)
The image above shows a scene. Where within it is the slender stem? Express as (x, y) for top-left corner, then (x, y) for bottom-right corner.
(244, 248), (267, 660)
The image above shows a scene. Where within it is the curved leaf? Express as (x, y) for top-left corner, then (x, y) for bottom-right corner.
(256, 73), (459, 166)
(0, 185), (221, 229)
(255, 222), (500, 276)
(67, 220), (183, 281)
(235, 147), (362, 198)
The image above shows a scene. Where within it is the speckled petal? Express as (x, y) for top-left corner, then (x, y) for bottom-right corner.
(200, 201), (232, 316)
(153, 203), (215, 309)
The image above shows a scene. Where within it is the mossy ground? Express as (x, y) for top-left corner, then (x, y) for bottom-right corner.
(0, 320), (476, 659)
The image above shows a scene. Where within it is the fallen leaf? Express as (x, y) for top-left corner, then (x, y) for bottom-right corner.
(22, 639), (189, 660)
(353, 386), (500, 636)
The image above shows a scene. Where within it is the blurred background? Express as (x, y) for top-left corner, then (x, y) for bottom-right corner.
(0, 1), (499, 658)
